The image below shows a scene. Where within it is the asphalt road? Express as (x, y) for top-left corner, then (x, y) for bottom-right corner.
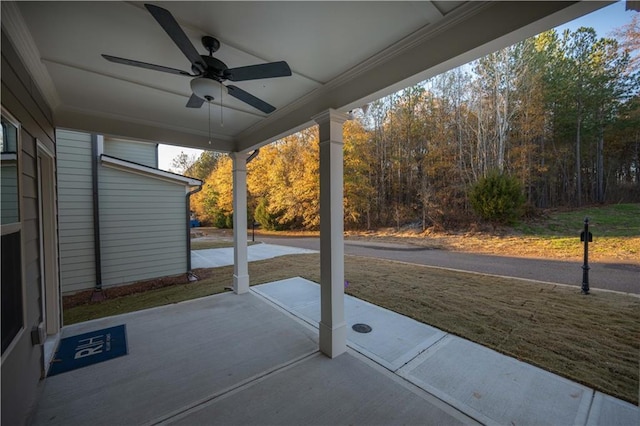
(256, 236), (640, 295)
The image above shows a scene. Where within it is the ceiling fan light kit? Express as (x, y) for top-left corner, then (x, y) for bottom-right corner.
(190, 77), (227, 102)
(102, 3), (292, 114)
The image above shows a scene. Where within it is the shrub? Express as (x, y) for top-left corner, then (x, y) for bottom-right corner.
(224, 213), (234, 229)
(469, 170), (525, 225)
(254, 198), (281, 231)
(211, 212), (231, 229)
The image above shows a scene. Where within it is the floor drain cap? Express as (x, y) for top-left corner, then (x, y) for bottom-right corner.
(352, 323), (372, 333)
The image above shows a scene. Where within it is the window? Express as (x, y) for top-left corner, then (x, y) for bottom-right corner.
(1, 113), (23, 355)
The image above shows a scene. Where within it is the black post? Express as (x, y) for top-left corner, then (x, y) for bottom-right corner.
(252, 221), (255, 242)
(581, 217), (590, 295)
(90, 135), (104, 301)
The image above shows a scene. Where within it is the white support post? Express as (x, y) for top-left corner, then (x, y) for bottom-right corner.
(231, 152), (250, 294)
(313, 109), (350, 358)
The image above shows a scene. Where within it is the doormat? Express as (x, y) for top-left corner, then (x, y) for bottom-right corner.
(48, 325), (128, 377)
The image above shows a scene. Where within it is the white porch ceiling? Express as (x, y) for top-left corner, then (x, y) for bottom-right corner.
(3, 1), (609, 153)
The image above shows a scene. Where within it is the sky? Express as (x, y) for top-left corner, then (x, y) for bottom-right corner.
(158, 144), (204, 173)
(556, 0), (634, 36)
(157, 1), (637, 172)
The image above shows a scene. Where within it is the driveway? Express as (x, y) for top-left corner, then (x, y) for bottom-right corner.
(256, 236), (640, 295)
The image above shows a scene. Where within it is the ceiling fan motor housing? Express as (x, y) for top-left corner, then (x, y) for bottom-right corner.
(195, 56), (229, 80)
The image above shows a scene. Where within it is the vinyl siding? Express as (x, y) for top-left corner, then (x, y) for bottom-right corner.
(104, 139), (157, 168)
(1, 29), (56, 426)
(98, 165), (186, 287)
(0, 162), (19, 223)
(56, 130), (96, 294)
(57, 132), (189, 291)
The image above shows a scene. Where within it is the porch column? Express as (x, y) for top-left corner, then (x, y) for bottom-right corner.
(313, 109), (350, 358)
(231, 151), (250, 294)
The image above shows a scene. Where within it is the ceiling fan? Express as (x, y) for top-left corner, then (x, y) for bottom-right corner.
(102, 3), (291, 114)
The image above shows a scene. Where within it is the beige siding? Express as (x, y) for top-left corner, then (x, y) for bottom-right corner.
(104, 139), (157, 168)
(56, 130), (96, 293)
(98, 166), (186, 287)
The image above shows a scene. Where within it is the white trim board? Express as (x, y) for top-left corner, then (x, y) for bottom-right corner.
(100, 154), (201, 187)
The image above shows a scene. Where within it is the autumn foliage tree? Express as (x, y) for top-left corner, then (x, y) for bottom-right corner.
(189, 21), (638, 231)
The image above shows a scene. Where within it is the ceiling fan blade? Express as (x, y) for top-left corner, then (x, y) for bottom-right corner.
(144, 3), (205, 73)
(186, 93), (205, 108)
(102, 54), (194, 76)
(225, 61), (292, 82)
(227, 85), (276, 114)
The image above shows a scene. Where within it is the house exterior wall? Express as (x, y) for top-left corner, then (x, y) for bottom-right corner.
(56, 130), (96, 294)
(1, 162), (19, 223)
(104, 138), (157, 168)
(98, 165), (187, 286)
(56, 132), (189, 292)
(1, 30), (56, 426)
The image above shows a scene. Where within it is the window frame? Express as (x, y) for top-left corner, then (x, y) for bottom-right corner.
(1, 108), (26, 362)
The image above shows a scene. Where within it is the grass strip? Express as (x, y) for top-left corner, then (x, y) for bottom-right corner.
(64, 253), (639, 404)
(515, 203), (640, 237)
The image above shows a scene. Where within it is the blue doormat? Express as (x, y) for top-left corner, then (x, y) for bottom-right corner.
(48, 325), (128, 377)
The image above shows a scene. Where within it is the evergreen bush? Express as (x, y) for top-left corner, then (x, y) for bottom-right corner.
(254, 198), (280, 231)
(469, 170), (525, 225)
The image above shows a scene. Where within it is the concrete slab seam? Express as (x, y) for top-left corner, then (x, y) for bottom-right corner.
(397, 334), (454, 377)
(391, 333), (450, 373)
(396, 371), (498, 426)
(583, 390), (599, 426)
(147, 350), (321, 426)
(398, 335), (598, 426)
(255, 279), (451, 373)
(345, 343), (396, 372)
(250, 287), (320, 336)
(255, 278), (450, 370)
(344, 348), (483, 426)
(345, 331), (448, 374)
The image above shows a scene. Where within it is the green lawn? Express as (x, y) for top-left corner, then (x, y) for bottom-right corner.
(515, 203), (640, 237)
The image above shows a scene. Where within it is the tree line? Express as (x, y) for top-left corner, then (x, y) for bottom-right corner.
(184, 23), (639, 231)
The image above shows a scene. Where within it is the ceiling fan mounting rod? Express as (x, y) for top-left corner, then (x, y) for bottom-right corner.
(202, 36), (220, 55)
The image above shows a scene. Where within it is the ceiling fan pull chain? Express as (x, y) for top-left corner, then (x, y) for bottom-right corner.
(208, 100), (212, 145)
(220, 83), (224, 127)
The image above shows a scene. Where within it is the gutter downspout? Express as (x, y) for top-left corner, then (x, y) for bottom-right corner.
(186, 185), (202, 280)
(246, 149), (259, 164)
(90, 134), (104, 301)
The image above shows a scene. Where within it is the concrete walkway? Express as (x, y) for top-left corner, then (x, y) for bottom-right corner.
(192, 244), (638, 421)
(191, 243), (316, 269)
(255, 277), (639, 426)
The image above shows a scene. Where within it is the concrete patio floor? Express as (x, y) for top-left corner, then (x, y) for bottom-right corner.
(34, 277), (639, 425)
